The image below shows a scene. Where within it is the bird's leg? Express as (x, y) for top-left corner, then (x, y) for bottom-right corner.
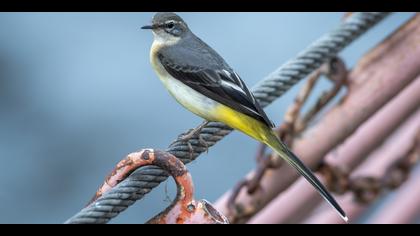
(179, 120), (209, 141)
(173, 121), (210, 155)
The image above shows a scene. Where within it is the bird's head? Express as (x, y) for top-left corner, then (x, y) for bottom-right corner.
(141, 12), (190, 43)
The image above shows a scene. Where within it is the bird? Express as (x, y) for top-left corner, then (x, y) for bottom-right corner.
(141, 12), (348, 222)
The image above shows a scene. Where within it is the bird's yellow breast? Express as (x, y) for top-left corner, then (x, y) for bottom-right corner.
(214, 105), (272, 144)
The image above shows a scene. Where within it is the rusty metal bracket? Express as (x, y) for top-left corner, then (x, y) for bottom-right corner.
(89, 149), (228, 224)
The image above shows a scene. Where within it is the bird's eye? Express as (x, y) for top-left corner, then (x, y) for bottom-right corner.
(166, 22), (175, 29)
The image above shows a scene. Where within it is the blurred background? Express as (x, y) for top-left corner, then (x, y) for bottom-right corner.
(0, 12), (415, 223)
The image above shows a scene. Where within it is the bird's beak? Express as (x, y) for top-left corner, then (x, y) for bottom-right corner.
(141, 24), (155, 30)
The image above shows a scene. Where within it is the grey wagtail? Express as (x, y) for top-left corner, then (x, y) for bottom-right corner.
(142, 12), (348, 222)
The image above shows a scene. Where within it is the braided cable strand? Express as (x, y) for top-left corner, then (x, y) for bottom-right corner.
(65, 12), (390, 224)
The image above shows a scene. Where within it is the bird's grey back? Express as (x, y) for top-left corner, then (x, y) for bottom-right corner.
(156, 22), (275, 128)
(159, 32), (233, 72)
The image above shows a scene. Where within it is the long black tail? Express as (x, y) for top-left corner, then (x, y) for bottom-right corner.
(265, 130), (348, 222)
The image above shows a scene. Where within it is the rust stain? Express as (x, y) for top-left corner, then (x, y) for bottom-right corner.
(86, 148), (228, 223)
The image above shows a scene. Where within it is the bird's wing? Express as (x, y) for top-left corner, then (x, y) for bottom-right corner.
(158, 53), (275, 128)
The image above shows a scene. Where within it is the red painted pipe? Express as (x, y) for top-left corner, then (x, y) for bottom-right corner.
(249, 78), (420, 224)
(303, 110), (420, 224)
(215, 14), (420, 222)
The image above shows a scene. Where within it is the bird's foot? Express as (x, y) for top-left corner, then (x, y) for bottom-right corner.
(171, 121), (210, 156)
